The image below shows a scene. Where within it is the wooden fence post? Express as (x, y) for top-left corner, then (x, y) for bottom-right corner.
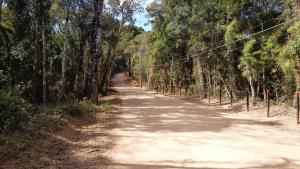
(219, 84), (222, 105)
(297, 92), (299, 124)
(179, 86), (181, 96)
(267, 90), (270, 117)
(208, 86), (211, 103)
(246, 90), (249, 112)
(230, 89), (233, 107)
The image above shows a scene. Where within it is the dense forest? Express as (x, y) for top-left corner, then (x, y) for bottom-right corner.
(0, 0), (143, 132)
(127, 0), (300, 107)
(1, 0), (300, 132)
(2, 0), (300, 168)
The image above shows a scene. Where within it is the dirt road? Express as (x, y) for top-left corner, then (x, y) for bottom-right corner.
(103, 73), (300, 169)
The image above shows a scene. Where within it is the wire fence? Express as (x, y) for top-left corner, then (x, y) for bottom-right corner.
(147, 80), (300, 124)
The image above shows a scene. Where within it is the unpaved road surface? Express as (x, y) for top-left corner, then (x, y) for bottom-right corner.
(104, 73), (300, 169)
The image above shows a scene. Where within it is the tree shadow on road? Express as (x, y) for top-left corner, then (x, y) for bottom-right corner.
(74, 157), (300, 169)
(117, 93), (282, 133)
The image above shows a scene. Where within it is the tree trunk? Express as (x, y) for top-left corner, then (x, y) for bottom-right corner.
(99, 44), (114, 96)
(128, 59), (132, 77)
(220, 75), (230, 97)
(101, 6), (132, 95)
(249, 76), (256, 106)
(197, 59), (204, 99)
(208, 72), (212, 101)
(262, 73), (267, 105)
(61, 15), (69, 98)
(169, 57), (173, 94)
(179, 80), (182, 96)
(275, 89), (279, 102)
(294, 0), (300, 91)
(294, 59), (300, 92)
(256, 81), (260, 96)
(88, 0), (104, 103)
(74, 38), (85, 99)
(42, 25), (48, 104)
(140, 53), (143, 88)
(294, 0), (300, 92)
(33, 25), (40, 104)
(105, 48), (116, 95)
(61, 34), (67, 98)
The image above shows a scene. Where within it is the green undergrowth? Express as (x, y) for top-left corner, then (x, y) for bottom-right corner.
(0, 90), (120, 167)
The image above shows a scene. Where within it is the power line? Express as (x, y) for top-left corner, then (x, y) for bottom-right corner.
(188, 18), (296, 59)
(191, 15), (282, 51)
(150, 17), (295, 69)
(157, 15), (283, 63)
(152, 41), (251, 69)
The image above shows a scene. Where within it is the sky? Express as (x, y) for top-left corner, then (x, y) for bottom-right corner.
(134, 0), (155, 31)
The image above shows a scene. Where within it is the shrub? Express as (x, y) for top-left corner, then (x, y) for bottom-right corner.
(0, 90), (29, 133)
(29, 104), (68, 131)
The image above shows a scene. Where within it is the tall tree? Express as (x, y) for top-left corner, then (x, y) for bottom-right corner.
(69, 0), (93, 100)
(39, 0), (51, 104)
(88, 0), (104, 103)
(291, 0), (300, 91)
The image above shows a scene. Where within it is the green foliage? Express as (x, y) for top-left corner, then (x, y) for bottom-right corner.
(131, 0), (296, 102)
(29, 103), (67, 131)
(225, 19), (242, 42)
(288, 21), (300, 57)
(0, 90), (29, 133)
(0, 71), (9, 87)
(239, 39), (263, 79)
(1, 0), (300, 129)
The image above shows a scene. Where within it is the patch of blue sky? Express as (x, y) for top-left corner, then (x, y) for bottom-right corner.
(133, 0), (155, 31)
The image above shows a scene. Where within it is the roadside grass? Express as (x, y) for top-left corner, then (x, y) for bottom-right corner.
(0, 92), (120, 168)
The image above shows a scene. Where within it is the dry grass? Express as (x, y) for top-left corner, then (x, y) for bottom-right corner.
(0, 93), (120, 169)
